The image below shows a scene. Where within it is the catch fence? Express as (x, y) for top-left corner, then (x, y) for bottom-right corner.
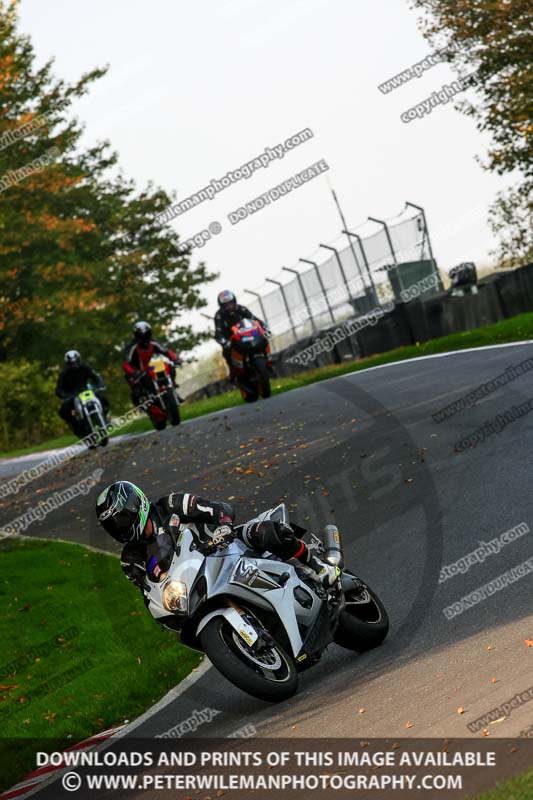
(245, 203), (441, 352)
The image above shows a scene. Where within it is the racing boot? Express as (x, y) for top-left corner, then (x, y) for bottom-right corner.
(304, 553), (341, 587)
(292, 540), (341, 587)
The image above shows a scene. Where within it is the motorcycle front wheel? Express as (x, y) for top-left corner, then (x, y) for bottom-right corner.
(165, 387), (181, 426)
(90, 412), (108, 447)
(333, 571), (389, 652)
(200, 616), (298, 702)
(242, 389), (259, 403)
(81, 416), (98, 449)
(254, 358), (271, 399)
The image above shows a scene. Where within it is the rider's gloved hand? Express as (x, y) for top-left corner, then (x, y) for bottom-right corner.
(211, 523), (234, 550)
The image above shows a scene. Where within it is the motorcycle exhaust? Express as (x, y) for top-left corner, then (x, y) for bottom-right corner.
(322, 524), (344, 569)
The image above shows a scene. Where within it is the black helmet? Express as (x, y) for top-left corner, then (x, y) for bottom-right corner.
(134, 320), (152, 345)
(64, 349), (81, 368)
(217, 290), (236, 315)
(95, 481), (151, 543)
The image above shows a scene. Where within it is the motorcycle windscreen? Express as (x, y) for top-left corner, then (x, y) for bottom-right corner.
(148, 356), (168, 379)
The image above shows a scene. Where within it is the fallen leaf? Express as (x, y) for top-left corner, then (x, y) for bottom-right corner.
(487, 645), (493, 651)
(0, 685), (19, 691)
(405, 721), (413, 729)
(525, 639), (533, 647)
(491, 677), (498, 684)
(457, 707), (465, 715)
(358, 708), (365, 714)
(482, 729), (490, 737)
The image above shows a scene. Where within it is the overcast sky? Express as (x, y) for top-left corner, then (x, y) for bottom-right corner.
(19, 0), (510, 336)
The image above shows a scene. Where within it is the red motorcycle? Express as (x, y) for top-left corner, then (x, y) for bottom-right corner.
(230, 319), (272, 403)
(138, 354), (181, 430)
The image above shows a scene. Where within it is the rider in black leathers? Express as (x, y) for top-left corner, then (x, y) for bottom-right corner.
(95, 481), (339, 589)
(56, 350), (108, 435)
(214, 290), (268, 378)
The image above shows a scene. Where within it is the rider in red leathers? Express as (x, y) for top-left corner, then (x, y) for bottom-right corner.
(122, 321), (181, 405)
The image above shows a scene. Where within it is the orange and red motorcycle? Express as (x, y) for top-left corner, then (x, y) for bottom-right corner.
(229, 319), (272, 403)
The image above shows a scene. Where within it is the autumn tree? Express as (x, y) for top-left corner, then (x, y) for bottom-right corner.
(0, 0), (216, 445)
(411, 0), (532, 264)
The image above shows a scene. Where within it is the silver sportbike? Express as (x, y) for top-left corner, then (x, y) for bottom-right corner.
(144, 504), (389, 701)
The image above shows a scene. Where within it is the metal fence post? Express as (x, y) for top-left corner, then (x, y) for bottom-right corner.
(342, 229), (379, 307)
(299, 258), (335, 324)
(265, 278), (298, 342)
(329, 186), (367, 296)
(319, 243), (353, 301)
(368, 216), (405, 295)
(405, 201), (442, 289)
(281, 267), (318, 334)
(244, 289), (268, 328)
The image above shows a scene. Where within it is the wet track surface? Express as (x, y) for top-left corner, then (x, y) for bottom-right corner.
(2, 344), (533, 744)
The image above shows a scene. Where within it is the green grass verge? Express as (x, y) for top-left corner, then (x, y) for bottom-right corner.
(0, 538), (202, 791)
(3, 311), (533, 459)
(468, 769), (533, 799)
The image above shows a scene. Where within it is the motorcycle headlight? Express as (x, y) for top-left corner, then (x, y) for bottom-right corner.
(162, 580), (188, 613)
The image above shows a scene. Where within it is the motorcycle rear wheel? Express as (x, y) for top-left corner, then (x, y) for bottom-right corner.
(334, 571), (389, 652)
(200, 616), (298, 702)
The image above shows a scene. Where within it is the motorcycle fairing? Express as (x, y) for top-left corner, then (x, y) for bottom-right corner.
(145, 509), (324, 658)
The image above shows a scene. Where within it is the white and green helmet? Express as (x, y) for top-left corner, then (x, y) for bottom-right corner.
(96, 481), (151, 543)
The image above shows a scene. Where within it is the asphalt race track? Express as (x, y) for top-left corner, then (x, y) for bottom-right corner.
(2, 343), (533, 747)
